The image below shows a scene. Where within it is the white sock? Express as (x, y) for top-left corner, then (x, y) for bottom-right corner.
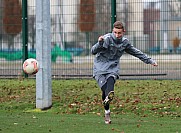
(105, 109), (110, 114)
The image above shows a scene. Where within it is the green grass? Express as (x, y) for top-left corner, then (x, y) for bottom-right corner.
(0, 111), (180, 133)
(0, 79), (181, 133)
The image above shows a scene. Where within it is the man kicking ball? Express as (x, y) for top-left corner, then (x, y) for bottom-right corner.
(91, 21), (158, 124)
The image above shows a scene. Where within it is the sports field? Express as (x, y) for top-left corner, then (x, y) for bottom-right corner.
(0, 79), (181, 133)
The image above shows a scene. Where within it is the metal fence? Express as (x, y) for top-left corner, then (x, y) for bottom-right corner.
(0, 0), (181, 79)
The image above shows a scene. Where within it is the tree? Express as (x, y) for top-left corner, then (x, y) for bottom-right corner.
(79, 0), (95, 32)
(94, 0), (111, 33)
(3, 0), (22, 49)
(168, 0), (181, 17)
(79, 0), (95, 55)
(172, 37), (180, 53)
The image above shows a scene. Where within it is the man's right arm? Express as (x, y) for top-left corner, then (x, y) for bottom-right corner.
(91, 36), (105, 55)
(91, 41), (104, 55)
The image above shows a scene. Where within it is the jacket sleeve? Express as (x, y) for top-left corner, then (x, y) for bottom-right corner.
(91, 42), (102, 55)
(91, 41), (107, 55)
(91, 34), (110, 55)
(125, 41), (156, 64)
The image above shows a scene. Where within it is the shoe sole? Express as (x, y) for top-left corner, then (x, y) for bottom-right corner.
(105, 120), (111, 124)
(103, 91), (114, 106)
(108, 91), (114, 100)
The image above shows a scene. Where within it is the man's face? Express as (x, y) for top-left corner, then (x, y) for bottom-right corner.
(113, 28), (124, 39)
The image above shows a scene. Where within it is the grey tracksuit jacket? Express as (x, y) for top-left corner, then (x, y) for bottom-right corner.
(91, 32), (156, 78)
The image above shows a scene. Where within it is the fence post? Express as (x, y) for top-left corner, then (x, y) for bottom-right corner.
(111, 0), (116, 29)
(22, 0), (28, 78)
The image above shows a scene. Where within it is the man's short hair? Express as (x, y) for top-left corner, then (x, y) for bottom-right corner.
(113, 21), (124, 30)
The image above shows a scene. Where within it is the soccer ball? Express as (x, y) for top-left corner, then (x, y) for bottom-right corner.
(23, 58), (39, 75)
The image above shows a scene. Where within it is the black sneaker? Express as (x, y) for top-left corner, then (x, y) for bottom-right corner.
(103, 91), (114, 106)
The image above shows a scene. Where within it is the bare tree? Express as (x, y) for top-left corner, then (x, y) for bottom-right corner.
(3, 0), (22, 49)
(79, 0), (95, 32)
(168, 0), (181, 17)
(28, 15), (35, 50)
(79, 0), (95, 55)
(95, 0), (111, 33)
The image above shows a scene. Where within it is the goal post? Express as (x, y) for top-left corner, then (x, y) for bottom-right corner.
(35, 0), (52, 109)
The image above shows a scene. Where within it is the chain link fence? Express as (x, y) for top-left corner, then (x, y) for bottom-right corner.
(0, 0), (181, 79)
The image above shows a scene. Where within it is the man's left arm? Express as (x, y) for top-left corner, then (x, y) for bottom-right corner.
(125, 42), (158, 66)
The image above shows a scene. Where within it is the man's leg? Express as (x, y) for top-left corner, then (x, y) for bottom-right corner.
(96, 75), (115, 124)
(101, 84), (111, 124)
(105, 76), (115, 96)
(102, 76), (116, 124)
(103, 76), (115, 106)
(101, 84), (109, 110)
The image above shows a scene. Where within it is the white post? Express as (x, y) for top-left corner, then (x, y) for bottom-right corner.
(36, 0), (52, 109)
(160, 0), (169, 53)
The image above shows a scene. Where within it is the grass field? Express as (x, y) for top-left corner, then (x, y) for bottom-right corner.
(0, 79), (181, 133)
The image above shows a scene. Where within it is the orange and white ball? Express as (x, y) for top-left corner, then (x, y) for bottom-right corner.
(23, 58), (39, 75)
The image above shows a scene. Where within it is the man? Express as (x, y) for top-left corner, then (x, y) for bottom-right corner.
(91, 21), (158, 124)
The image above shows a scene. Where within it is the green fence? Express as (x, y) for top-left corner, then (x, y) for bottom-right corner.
(0, 0), (181, 79)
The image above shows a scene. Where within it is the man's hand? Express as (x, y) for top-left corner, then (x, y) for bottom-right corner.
(98, 36), (104, 42)
(152, 62), (158, 66)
